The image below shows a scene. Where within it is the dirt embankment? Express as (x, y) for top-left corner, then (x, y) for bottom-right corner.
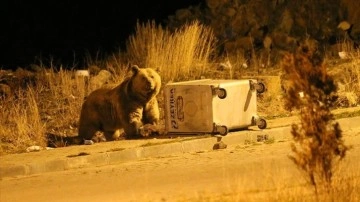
(167, 0), (360, 65)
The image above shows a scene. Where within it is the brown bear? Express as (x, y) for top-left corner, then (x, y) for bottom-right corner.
(77, 65), (161, 143)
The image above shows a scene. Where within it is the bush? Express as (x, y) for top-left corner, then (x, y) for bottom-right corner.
(281, 42), (349, 194)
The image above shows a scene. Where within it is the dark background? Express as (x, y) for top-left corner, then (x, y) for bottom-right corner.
(0, 0), (202, 69)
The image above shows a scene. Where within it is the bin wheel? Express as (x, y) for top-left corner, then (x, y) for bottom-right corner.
(217, 88), (227, 99)
(257, 118), (267, 129)
(218, 125), (228, 136)
(256, 82), (266, 94)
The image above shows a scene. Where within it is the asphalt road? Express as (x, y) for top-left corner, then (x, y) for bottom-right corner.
(1, 129), (360, 202)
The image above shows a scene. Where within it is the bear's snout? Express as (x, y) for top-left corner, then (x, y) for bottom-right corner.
(145, 80), (155, 91)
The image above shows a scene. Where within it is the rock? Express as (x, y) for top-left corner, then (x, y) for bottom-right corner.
(338, 21), (352, 31)
(263, 36), (272, 50)
(167, 0), (360, 63)
(206, 0), (227, 9)
(213, 141), (227, 150)
(223, 7), (236, 17)
(257, 134), (269, 142)
(175, 9), (192, 20)
(84, 140), (94, 145)
(88, 65), (101, 75)
(338, 51), (349, 59)
(75, 70), (90, 77)
(26, 146), (43, 152)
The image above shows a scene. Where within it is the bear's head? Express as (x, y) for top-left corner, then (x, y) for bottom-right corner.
(129, 65), (161, 102)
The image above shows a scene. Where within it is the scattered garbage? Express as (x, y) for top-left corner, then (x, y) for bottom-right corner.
(213, 135), (227, 150)
(257, 134), (269, 142)
(84, 140), (94, 145)
(26, 146), (42, 152)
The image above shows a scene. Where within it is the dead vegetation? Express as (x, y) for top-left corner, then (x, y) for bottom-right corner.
(281, 42), (350, 197)
(1, 21), (359, 155)
(0, 18), (359, 202)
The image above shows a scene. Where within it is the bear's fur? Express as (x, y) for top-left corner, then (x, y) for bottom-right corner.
(77, 65), (161, 143)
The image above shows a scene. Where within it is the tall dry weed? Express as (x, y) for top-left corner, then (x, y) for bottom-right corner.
(36, 68), (87, 133)
(126, 20), (216, 82)
(0, 65), (130, 153)
(329, 44), (360, 107)
(340, 50), (360, 105)
(281, 42), (349, 195)
(0, 87), (46, 154)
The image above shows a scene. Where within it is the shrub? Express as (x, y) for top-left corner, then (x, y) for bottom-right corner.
(281, 42), (349, 194)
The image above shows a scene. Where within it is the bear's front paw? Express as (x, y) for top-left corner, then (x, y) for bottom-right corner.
(139, 124), (160, 137)
(91, 131), (107, 143)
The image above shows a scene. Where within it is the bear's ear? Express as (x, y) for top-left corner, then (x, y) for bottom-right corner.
(131, 65), (140, 75)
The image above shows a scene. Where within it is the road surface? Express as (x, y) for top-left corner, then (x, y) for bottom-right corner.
(1, 130), (360, 202)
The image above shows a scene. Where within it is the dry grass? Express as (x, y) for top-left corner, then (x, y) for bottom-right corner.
(255, 75), (289, 118)
(178, 141), (360, 202)
(185, 174), (360, 202)
(126, 20), (216, 82)
(38, 68), (88, 133)
(326, 39), (360, 107)
(334, 51), (360, 106)
(0, 66), (129, 154)
(0, 15), (359, 202)
(0, 21), (359, 157)
(0, 87), (46, 153)
(0, 21), (217, 154)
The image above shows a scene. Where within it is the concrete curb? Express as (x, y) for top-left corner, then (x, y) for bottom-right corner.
(1, 116), (359, 179)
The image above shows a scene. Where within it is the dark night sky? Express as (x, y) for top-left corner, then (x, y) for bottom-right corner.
(0, 0), (202, 69)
